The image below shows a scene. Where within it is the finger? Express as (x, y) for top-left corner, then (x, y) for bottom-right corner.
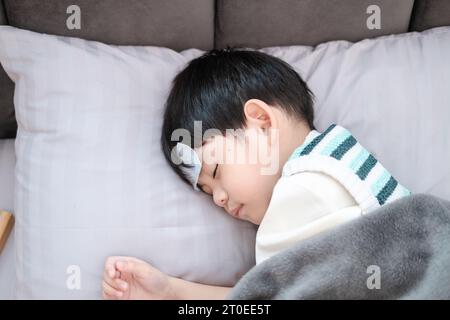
(103, 267), (122, 284)
(106, 256), (139, 278)
(105, 257), (119, 279)
(114, 278), (129, 292)
(103, 281), (123, 299)
(103, 265), (117, 281)
(102, 280), (123, 299)
(116, 260), (149, 279)
(104, 276), (128, 293)
(117, 256), (149, 266)
(103, 270), (122, 290)
(103, 268), (113, 282)
(102, 290), (117, 300)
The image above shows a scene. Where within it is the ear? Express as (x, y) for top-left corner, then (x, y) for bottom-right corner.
(243, 99), (279, 146)
(243, 99), (278, 131)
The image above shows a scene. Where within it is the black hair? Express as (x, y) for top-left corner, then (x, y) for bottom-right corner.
(161, 47), (315, 188)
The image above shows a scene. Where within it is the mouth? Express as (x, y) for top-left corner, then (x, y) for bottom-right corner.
(230, 204), (243, 217)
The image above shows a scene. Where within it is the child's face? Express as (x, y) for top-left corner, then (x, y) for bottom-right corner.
(190, 98), (311, 225)
(195, 128), (281, 225)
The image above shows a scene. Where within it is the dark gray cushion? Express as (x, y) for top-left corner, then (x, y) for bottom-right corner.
(4, 0), (214, 51)
(410, 0), (450, 31)
(215, 0), (414, 49)
(0, 0), (16, 139)
(0, 70), (15, 139)
(0, 0), (6, 24)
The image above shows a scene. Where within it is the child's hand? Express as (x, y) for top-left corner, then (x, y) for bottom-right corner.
(102, 256), (175, 300)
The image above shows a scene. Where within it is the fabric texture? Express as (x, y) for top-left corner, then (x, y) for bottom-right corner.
(255, 171), (360, 265)
(228, 194), (450, 299)
(3, 0), (214, 50)
(0, 26), (256, 299)
(0, 0), (16, 139)
(1, 0), (216, 139)
(409, 0), (450, 31)
(215, 0), (414, 49)
(0, 0), (7, 24)
(0, 65), (15, 139)
(284, 124), (411, 213)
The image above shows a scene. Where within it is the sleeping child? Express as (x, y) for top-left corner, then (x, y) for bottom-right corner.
(101, 48), (411, 300)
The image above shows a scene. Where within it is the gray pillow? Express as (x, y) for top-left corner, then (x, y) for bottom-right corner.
(0, 26), (256, 299)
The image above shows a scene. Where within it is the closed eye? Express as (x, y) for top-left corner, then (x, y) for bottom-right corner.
(213, 164), (218, 178)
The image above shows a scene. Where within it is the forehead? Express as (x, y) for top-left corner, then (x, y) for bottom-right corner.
(195, 129), (252, 166)
(193, 136), (224, 169)
(197, 134), (224, 151)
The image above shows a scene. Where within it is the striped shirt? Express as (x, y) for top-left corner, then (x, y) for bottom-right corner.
(283, 124), (411, 214)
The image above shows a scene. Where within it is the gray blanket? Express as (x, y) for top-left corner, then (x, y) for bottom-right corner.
(227, 194), (450, 299)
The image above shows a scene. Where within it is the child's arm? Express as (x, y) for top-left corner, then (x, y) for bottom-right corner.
(102, 256), (232, 300)
(169, 276), (232, 300)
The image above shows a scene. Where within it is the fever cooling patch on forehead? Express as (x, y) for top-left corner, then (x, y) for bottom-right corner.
(175, 142), (202, 191)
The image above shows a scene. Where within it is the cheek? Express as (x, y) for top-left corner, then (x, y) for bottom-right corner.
(222, 164), (278, 202)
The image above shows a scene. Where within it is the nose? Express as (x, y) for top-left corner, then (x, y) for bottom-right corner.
(212, 187), (228, 208)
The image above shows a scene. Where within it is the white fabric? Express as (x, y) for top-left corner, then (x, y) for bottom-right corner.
(0, 26), (256, 299)
(261, 27), (450, 201)
(175, 142), (202, 191)
(0, 139), (15, 299)
(256, 171), (361, 264)
(283, 125), (411, 214)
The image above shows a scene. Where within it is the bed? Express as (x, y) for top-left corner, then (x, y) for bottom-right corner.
(1, 0), (450, 299)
